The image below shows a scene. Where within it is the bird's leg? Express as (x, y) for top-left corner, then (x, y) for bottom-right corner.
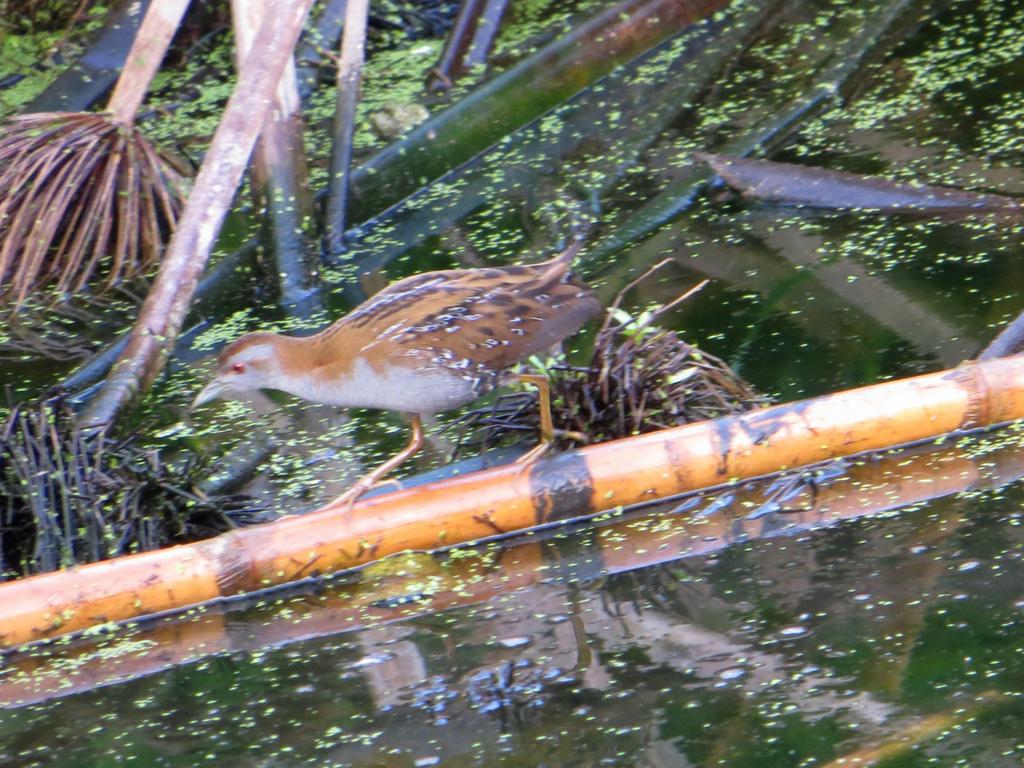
(511, 373), (555, 464)
(332, 414), (425, 512)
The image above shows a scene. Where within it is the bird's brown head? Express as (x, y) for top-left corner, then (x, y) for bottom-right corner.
(191, 332), (287, 408)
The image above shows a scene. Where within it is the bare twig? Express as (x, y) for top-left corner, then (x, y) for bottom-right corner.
(323, 0), (370, 261)
(233, 0), (321, 316)
(427, 0), (485, 91)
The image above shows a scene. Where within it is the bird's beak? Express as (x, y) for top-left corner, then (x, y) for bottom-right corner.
(191, 379), (226, 410)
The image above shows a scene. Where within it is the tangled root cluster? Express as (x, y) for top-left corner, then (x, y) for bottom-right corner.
(0, 398), (266, 580)
(0, 113), (188, 310)
(456, 274), (768, 455)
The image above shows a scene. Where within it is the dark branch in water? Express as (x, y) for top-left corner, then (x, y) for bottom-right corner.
(347, 0), (730, 223)
(427, 0), (508, 91)
(333, 0), (767, 283)
(695, 153), (1024, 214)
(295, 0), (349, 100)
(587, 0), (948, 261)
(26, 0), (150, 113)
(979, 311), (1024, 360)
(462, 0), (510, 71)
(323, 0), (371, 262)
(427, 0), (486, 91)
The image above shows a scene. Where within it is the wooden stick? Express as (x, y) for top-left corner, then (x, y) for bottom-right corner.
(427, 0), (486, 90)
(78, 0), (315, 430)
(463, 0), (510, 71)
(323, 0), (370, 260)
(9, 354), (1024, 648)
(232, 0), (321, 315)
(106, 0), (192, 124)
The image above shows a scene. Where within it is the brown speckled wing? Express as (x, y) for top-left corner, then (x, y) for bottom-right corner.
(338, 258), (600, 379)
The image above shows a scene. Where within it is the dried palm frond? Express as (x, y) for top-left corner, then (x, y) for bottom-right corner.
(0, 112), (189, 309)
(0, 397), (270, 580)
(0, 0), (194, 310)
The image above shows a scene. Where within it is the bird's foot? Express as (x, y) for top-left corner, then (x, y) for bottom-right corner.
(330, 483), (369, 519)
(515, 440), (551, 465)
(514, 429), (586, 467)
(330, 478), (406, 519)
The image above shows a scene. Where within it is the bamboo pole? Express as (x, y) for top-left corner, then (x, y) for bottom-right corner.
(6, 355), (1024, 649)
(3, 431), (1014, 708)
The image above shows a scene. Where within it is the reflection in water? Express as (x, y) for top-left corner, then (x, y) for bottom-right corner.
(2, 426), (1023, 765)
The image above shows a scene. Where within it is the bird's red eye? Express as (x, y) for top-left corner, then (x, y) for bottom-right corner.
(231, 362), (246, 374)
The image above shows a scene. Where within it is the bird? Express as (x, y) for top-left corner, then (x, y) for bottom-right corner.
(192, 239), (601, 507)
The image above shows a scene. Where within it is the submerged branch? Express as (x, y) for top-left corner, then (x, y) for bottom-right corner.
(979, 311), (1024, 360)
(462, 0), (511, 72)
(233, 0), (321, 316)
(334, 0), (767, 283)
(696, 152), (1024, 213)
(295, 0), (349, 99)
(427, 0), (486, 91)
(587, 0), (944, 261)
(323, 0), (371, 260)
(26, 0), (151, 113)
(346, 0), (729, 222)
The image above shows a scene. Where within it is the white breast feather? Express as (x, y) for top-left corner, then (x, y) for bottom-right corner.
(286, 358), (477, 414)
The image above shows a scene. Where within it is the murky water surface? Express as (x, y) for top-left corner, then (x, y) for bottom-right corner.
(2, 428), (1024, 766)
(3, 0), (1024, 764)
